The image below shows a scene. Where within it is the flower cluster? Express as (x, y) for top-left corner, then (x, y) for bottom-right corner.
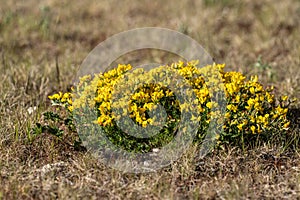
(48, 60), (294, 149)
(48, 91), (73, 112)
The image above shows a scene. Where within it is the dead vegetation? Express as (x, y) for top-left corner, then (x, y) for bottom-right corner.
(1, 0), (300, 199)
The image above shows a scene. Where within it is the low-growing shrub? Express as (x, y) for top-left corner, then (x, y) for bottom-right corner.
(47, 60), (294, 152)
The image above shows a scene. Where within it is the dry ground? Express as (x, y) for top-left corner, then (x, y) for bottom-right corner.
(1, 0), (300, 199)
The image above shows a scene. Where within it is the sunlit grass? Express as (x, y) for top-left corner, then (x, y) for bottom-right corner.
(1, 0), (300, 199)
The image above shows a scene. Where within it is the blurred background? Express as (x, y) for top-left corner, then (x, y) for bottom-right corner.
(1, 0), (299, 97)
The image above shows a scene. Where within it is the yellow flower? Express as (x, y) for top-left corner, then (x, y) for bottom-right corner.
(242, 119), (248, 125)
(246, 98), (255, 110)
(283, 121), (290, 129)
(272, 113), (279, 119)
(61, 92), (71, 103)
(191, 115), (201, 121)
(275, 106), (288, 115)
(197, 105), (204, 112)
(281, 95), (288, 101)
(230, 119), (238, 125)
(237, 119), (248, 131)
(225, 112), (231, 118)
(67, 99), (73, 105)
(250, 125), (256, 134)
(254, 102), (262, 111)
(227, 104), (238, 112)
(257, 115), (268, 126)
(48, 59), (293, 145)
(206, 102), (212, 109)
(147, 118), (154, 125)
(225, 83), (238, 95)
(151, 90), (164, 102)
(165, 90), (173, 97)
(251, 75), (258, 83)
(237, 123), (244, 131)
(266, 92), (274, 103)
(235, 95), (241, 103)
(250, 87), (255, 94)
(68, 106), (74, 112)
(48, 92), (62, 100)
(142, 121), (148, 128)
(265, 114), (269, 119)
(258, 95), (264, 102)
(199, 88), (209, 97)
(129, 104), (138, 113)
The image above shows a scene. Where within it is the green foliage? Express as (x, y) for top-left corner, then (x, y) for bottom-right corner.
(32, 122), (64, 137)
(32, 111), (81, 147)
(202, 0), (234, 7)
(43, 111), (62, 122)
(47, 61), (295, 152)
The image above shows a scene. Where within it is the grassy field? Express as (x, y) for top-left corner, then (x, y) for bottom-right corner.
(1, 0), (300, 199)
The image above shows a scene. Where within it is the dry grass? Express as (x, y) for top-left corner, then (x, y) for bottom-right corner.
(1, 0), (300, 199)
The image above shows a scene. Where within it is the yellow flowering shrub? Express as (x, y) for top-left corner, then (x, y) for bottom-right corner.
(48, 61), (294, 151)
